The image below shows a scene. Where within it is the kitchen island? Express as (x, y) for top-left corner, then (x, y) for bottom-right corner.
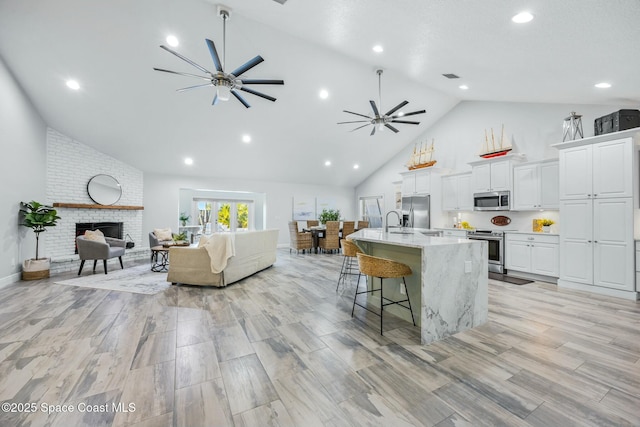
(349, 228), (488, 344)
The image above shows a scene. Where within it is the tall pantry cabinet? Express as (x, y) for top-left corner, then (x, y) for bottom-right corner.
(553, 128), (640, 300)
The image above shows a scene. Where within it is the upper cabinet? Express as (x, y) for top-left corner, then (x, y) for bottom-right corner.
(512, 160), (559, 210)
(441, 172), (473, 211)
(401, 169), (431, 195)
(559, 137), (633, 200)
(468, 154), (525, 194)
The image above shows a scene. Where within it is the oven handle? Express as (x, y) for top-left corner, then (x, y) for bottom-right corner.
(467, 236), (503, 241)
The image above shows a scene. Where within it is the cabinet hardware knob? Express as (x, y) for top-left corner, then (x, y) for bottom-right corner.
(593, 194), (597, 197)
(587, 194), (591, 197)
(588, 240), (592, 243)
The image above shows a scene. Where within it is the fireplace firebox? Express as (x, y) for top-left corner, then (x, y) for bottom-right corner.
(75, 222), (123, 253)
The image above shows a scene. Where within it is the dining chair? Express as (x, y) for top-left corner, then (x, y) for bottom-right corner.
(288, 221), (313, 254)
(357, 220), (369, 229)
(340, 221), (355, 242)
(318, 221), (340, 253)
(307, 220), (319, 227)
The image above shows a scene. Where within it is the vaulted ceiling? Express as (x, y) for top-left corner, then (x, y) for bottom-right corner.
(1, 0), (638, 187)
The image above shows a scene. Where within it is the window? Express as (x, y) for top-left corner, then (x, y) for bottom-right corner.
(359, 195), (383, 228)
(197, 199), (253, 233)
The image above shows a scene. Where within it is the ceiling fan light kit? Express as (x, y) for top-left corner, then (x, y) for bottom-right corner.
(153, 4), (284, 108)
(338, 69), (426, 136)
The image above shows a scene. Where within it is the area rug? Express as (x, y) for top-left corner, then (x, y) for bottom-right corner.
(488, 272), (534, 285)
(54, 264), (172, 295)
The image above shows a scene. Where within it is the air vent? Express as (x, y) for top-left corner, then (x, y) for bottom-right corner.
(442, 73), (460, 79)
(272, 0), (287, 4)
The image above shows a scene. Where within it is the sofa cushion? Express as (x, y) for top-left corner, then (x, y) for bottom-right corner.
(84, 229), (106, 244)
(154, 228), (172, 241)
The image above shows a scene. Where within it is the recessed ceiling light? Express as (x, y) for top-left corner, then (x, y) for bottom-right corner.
(459, 85), (469, 90)
(184, 157), (193, 165)
(319, 89), (329, 99)
(512, 11), (534, 23)
(372, 45), (384, 53)
(353, 164), (359, 170)
(242, 134), (251, 143)
(325, 160), (331, 166)
(166, 35), (179, 47)
(594, 82), (612, 89)
(66, 79), (80, 90)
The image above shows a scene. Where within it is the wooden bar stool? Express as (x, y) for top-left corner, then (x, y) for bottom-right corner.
(352, 253), (416, 335)
(336, 239), (363, 293)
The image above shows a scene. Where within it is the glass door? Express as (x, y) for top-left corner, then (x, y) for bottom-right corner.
(197, 199), (253, 233)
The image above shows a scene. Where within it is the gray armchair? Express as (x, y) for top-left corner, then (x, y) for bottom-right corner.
(77, 235), (126, 275)
(149, 231), (174, 248)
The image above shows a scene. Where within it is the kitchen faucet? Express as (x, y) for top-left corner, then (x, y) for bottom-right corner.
(385, 210), (401, 232)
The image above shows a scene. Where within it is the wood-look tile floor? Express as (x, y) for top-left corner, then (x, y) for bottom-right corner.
(1, 249), (639, 426)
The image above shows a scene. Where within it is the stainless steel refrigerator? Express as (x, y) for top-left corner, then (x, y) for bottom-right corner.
(401, 194), (430, 229)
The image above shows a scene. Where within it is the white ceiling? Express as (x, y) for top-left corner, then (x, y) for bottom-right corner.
(1, 0), (639, 187)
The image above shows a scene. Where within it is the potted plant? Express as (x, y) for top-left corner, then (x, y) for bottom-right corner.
(541, 219), (554, 233)
(179, 212), (190, 227)
(319, 208), (340, 224)
(20, 201), (61, 280)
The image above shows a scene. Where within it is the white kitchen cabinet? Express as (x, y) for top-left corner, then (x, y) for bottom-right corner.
(441, 172), (472, 211)
(559, 137), (633, 200)
(559, 198), (634, 290)
(469, 155), (524, 194)
(554, 131), (639, 299)
(440, 229), (468, 238)
(513, 160), (559, 210)
(506, 233), (559, 277)
(401, 169), (431, 195)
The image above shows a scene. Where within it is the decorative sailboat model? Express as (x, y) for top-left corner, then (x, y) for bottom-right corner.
(479, 124), (512, 158)
(406, 140), (437, 170)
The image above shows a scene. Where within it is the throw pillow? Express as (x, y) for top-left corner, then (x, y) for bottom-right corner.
(84, 229), (106, 244)
(154, 228), (172, 241)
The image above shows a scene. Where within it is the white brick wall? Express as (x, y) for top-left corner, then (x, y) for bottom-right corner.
(45, 128), (146, 271)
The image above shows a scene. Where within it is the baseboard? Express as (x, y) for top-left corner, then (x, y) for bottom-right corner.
(558, 279), (639, 301)
(506, 270), (558, 284)
(0, 272), (21, 289)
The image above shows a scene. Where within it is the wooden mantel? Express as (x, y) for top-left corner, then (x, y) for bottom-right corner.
(53, 203), (144, 210)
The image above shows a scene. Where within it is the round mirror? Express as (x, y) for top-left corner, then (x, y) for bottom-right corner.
(87, 174), (122, 205)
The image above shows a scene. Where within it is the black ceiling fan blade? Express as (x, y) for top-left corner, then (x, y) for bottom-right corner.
(370, 126), (376, 136)
(385, 124), (400, 133)
(239, 86), (277, 102)
(230, 55), (264, 78)
(390, 120), (421, 125)
(391, 109), (426, 119)
(212, 93), (219, 106)
(350, 123), (371, 132)
(176, 83), (214, 92)
(337, 120), (369, 124)
(369, 101), (380, 117)
(240, 79), (284, 85)
(231, 90), (251, 108)
(153, 68), (212, 81)
(205, 39), (223, 72)
(384, 100), (409, 116)
(159, 45), (212, 75)
(343, 110), (372, 119)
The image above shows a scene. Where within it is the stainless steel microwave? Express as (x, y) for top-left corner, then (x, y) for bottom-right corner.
(473, 191), (510, 211)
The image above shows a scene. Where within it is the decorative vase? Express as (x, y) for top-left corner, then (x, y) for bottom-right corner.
(181, 220), (187, 227)
(22, 258), (51, 280)
(543, 226), (551, 233)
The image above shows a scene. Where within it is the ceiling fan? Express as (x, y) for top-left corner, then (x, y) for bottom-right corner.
(153, 5), (284, 108)
(338, 69), (426, 136)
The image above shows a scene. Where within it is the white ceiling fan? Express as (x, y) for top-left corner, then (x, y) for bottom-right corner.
(153, 5), (284, 108)
(338, 69), (426, 136)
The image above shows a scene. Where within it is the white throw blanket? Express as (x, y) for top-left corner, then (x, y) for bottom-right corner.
(203, 233), (236, 273)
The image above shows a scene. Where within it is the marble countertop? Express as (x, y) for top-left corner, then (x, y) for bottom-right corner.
(349, 228), (479, 249)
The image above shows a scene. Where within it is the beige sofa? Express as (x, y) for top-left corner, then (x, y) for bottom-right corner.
(167, 229), (279, 287)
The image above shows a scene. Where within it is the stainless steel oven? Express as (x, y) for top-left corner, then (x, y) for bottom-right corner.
(473, 191), (510, 211)
(466, 229), (505, 274)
